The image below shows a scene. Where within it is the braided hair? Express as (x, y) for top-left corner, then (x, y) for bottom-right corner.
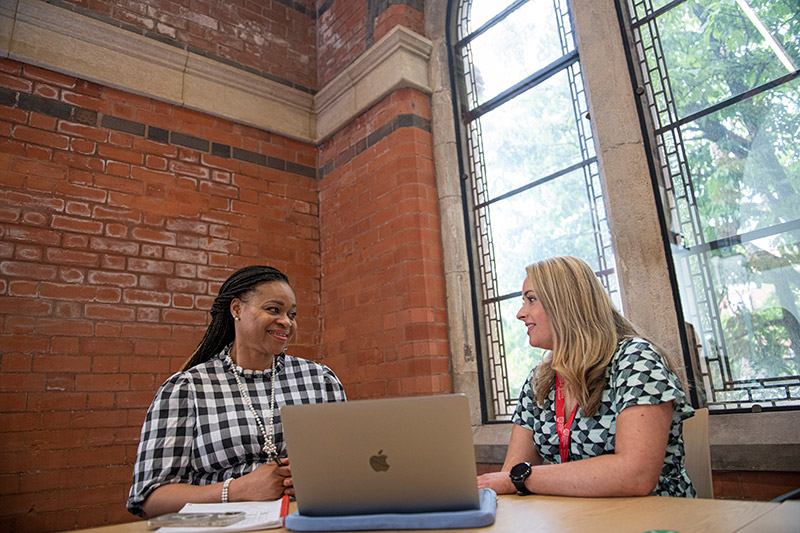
(181, 265), (290, 370)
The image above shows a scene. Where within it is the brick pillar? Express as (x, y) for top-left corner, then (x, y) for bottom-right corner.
(319, 89), (451, 399)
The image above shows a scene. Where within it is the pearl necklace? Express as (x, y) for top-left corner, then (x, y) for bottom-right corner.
(228, 351), (279, 460)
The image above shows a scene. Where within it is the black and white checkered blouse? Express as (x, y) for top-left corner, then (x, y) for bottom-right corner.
(126, 345), (346, 516)
(512, 337), (696, 497)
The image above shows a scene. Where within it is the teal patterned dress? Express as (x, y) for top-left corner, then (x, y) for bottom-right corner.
(511, 337), (697, 497)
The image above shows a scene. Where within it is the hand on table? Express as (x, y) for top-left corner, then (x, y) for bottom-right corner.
(477, 471), (516, 495)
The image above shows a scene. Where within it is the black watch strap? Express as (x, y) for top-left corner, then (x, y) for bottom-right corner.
(509, 462), (532, 495)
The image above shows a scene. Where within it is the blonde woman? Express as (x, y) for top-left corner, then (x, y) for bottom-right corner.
(478, 256), (696, 497)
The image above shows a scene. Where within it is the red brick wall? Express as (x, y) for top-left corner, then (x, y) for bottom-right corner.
(374, 3), (425, 42)
(318, 88), (451, 399)
(317, 0), (425, 86)
(55, 0), (425, 92)
(59, 0), (318, 92)
(0, 1), (442, 530)
(713, 471), (800, 501)
(317, 1), (369, 87)
(0, 59), (321, 531)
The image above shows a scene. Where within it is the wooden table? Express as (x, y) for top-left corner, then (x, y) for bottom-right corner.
(72, 495), (800, 533)
(734, 500), (800, 533)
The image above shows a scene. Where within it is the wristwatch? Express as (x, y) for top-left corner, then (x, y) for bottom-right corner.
(509, 462), (533, 495)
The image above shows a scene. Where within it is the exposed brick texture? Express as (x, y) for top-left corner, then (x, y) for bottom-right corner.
(316, 0), (424, 86)
(0, 58), (321, 531)
(318, 88), (451, 400)
(317, 1), (369, 87)
(57, 0), (318, 92)
(0, 1), (440, 530)
(373, 3), (425, 43)
(712, 470), (800, 501)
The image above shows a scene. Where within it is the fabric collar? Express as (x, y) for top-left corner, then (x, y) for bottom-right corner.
(219, 342), (286, 377)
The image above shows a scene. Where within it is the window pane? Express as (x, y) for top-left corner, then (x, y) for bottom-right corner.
(676, 233), (800, 406)
(463, 0), (574, 108)
(680, 78), (800, 242)
(499, 296), (546, 407)
(479, 70), (585, 201)
(652, 0), (799, 119)
(627, 0), (676, 20)
(629, 0), (800, 410)
(456, 0), (618, 419)
(467, 0), (517, 32)
(487, 169), (606, 296)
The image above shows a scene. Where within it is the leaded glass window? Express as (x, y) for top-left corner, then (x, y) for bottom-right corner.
(450, 0), (620, 420)
(623, 0), (800, 410)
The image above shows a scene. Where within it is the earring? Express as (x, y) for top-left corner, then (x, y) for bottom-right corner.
(234, 316), (240, 321)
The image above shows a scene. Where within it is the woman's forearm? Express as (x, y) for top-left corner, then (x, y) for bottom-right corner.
(141, 482), (226, 518)
(500, 424), (543, 471)
(141, 463), (290, 518)
(523, 453), (660, 497)
(523, 403), (672, 497)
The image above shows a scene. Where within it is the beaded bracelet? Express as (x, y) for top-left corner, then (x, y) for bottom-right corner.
(221, 478), (233, 503)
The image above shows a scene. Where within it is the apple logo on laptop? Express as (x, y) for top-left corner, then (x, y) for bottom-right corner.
(369, 450), (389, 472)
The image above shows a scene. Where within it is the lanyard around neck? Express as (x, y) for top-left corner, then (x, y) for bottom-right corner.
(555, 374), (578, 463)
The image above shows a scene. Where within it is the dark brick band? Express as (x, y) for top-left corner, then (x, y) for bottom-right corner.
(1, 86), (98, 125)
(101, 115), (146, 136)
(318, 113), (431, 179)
(0, 87), (316, 180)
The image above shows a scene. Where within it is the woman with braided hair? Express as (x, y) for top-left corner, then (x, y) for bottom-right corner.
(127, 266), (346, 518)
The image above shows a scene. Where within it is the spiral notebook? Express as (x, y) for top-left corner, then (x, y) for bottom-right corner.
(281, 394), (480, 517)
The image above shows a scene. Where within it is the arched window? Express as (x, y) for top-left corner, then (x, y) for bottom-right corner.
(448, 0), (620, 420)
(624, 0), (800, 410)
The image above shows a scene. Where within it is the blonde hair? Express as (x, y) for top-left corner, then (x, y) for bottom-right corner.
(527, 256), (639, 417)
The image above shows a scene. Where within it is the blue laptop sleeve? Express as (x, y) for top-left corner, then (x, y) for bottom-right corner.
(284, 488), (497, 531)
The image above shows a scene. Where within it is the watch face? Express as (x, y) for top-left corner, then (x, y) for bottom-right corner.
(510, 462), (531, 479)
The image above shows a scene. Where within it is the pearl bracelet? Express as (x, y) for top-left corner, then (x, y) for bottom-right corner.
(221, 478), (233, 503)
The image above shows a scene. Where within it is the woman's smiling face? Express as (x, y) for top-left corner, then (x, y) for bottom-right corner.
(516, 276), (554, 351)
(233, 281), (297, 357)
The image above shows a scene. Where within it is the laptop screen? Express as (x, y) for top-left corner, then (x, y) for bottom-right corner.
(281, 394), (480, 516)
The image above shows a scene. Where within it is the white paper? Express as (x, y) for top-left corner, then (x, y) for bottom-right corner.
(156, 500), (284, 533)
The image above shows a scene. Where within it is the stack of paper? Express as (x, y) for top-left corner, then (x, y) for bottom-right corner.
(154, 498), (287, 533)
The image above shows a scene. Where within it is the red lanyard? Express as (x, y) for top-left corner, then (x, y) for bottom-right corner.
(555, 374), (578, 463)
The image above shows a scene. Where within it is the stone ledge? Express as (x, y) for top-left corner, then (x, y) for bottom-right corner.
(314, 25), (433, 142)
(473, 423), (512, 464)
(1, 0), (316, 143)
(712, 444), (800, 472)
(1, 2), (434, 145)
(183, 53), (315, 142)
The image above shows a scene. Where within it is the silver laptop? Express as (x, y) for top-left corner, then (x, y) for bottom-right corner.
(281, 394), (481, 516)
